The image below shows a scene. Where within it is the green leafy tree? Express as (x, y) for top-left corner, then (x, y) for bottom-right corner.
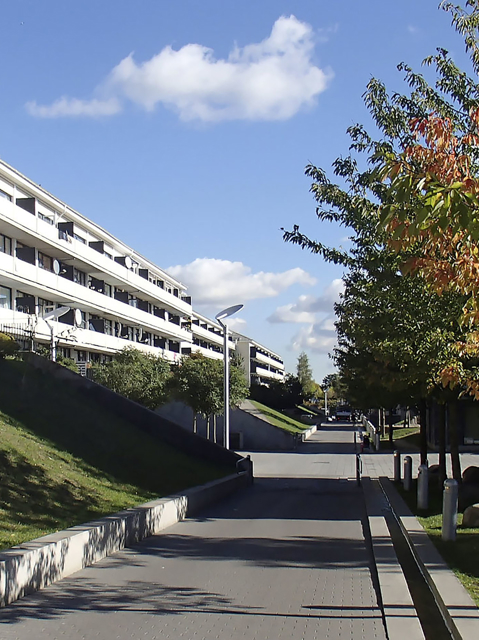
(282, 10), (473, 471)
(171, 352), (248, 436)
(296, 351), (316, 400)
(91, 347), (171, 410)
(250, 374), (304, 410)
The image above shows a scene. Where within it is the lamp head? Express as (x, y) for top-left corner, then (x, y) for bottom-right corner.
(215, 304), (243, 324)
(43, 306), (70, 321)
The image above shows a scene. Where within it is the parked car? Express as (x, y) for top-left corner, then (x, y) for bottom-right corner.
(335, 407), (351, 421)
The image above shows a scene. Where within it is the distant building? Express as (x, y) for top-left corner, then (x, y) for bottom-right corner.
(234, 333), (285, 386)
(0, 158), (284, 381)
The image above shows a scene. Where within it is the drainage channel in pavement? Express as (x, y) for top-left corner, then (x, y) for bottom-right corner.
(378, 480), (458, 640)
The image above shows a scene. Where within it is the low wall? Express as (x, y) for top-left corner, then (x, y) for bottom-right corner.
(156, 400), (299, 451)
(0, 471), (251, 607)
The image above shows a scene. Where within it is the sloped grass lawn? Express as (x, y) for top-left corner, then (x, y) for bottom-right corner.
(0, 359), (231, 551)
(250, 401), (312, 434)
(397, 482), (479, 606)
(380, 426), (421, 450)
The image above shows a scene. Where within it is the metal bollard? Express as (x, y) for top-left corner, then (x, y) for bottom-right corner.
(442, 479), (458, 541)
(393, 450), (401, 482)
(356, 453), (362, 487)
(403, 456), (412, 491)
(375, 432), (380, 451)
(417, 464), (429, 510)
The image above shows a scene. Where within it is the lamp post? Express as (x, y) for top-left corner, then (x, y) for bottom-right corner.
(215, 304), (243, 449)
(43, 306), (71, 361)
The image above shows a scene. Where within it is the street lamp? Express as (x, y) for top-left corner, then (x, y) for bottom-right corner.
(215, 304), (243, 449)
(43, 306), (71, 361)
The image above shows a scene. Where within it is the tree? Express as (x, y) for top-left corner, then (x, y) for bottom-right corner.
(296, 351), (316, 400)
(91, 347), (171, 410)
(171, 352), (248, 437)
(250, 374), (304, 410)
(282, 4), (473, 471)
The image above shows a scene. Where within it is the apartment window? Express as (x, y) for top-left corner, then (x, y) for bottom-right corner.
(104, 282), (112, 297)
(38, 251), (53, 272)
(104, 319), (113, 335)
(104, 251), (112, 260)
(0, 233), (12, 255)
(0, 286), (12, 309)
(38, 212), (54, 226)
(0, 189), (12, 201)
(73, 268), (86, 286)
(37, 298), (54, 316)
(73, 233), (86, 244)
(76, 350), (87, 361)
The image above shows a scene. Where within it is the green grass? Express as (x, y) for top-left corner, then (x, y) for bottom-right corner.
(297, 405), (317, 416)
(380, 426), (421, 450)
(250, 401), (312, 433)
(0, 358), (232, 551)
(397, 482), (479, 606)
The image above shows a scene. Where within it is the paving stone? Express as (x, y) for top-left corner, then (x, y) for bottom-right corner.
(0, 425), (389, 640)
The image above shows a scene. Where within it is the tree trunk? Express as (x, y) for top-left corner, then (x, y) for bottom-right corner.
(206, 415), (210, 440)
(438, 403), (447, 490)
(213, 414), (217, 443)
(448, 401), (462, 482)
(193, 413), (197, 434)
(419, 398), (428, 465)
(388, 407), (394, 445)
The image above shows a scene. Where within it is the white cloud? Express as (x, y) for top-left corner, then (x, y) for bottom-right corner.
(225, 317), (247, 331)
(268, 278), (343, 323)
(27, 15), (332, 122)
(291, 318), (337, 354)
(317, 24), (339, 44)
(167, 258), (316, 307)
(25, 97), (121, 118)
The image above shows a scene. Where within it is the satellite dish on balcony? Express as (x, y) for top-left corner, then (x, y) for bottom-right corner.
(74, 309), (83, 326)
(53, 259), (60, 275)
(125, 256), (132, 270)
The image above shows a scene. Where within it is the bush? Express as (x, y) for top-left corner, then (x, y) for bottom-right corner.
(91, 347), (171, 409)
(0, 332), (19, 359)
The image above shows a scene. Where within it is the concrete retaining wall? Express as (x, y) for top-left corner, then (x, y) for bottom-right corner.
(156, 400), (300, 451)
(22, 353), (241, 468)
(0, 471), (251, 607)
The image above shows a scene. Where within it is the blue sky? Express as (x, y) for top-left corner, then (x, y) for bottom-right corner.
(0, 1), (473, 381)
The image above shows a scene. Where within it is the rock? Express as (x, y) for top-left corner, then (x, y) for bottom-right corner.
(462, 466), (479, 485)
(463, 504), (479, 528)
(459, 483), (479, 512)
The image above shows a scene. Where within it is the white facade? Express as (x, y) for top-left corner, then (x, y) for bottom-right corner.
(234, 333), (285, 386)
(0, 158), (283, 381)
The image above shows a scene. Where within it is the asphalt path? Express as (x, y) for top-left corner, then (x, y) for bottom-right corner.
(0, 423), (387, 640)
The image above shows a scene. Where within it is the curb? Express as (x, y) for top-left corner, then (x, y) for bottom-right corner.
(0, 471), (251, 608)
(302, 424), (318, 441)
(362, 477), (425, 640)
(379, 477), (479, 640)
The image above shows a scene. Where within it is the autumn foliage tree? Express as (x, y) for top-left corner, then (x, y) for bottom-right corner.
(283, 1), (479, 478)
(375, 3), (479, 404)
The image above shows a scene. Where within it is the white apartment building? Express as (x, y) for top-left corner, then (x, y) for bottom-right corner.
(0, 158), (283, 382)
(234, 334), (285, 386)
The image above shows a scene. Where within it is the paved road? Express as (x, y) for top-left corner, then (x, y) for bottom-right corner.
(0, 424), (387, 640)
